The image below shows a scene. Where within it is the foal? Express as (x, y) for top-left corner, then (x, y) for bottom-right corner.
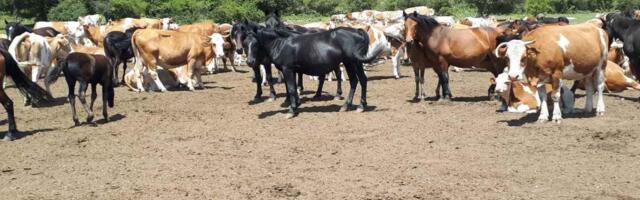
(54, 51), (115, 125)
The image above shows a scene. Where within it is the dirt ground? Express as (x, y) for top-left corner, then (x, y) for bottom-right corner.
(1, 63), (639, 199)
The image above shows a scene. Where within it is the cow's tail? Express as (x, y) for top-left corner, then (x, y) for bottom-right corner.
(129, 31), (144, 92)
(1, 49), (53, 105)
(353, 29), (384, 63)
(45, 51), (66, 89)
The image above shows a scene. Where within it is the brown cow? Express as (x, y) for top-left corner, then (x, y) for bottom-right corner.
(495, 23), (608, 122)
(177, 22), (219, 36)
(131, 29), (224, 92)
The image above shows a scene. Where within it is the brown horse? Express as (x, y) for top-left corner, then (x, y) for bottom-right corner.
(403, 11), (511, 101)
(0, 49), (52, 141)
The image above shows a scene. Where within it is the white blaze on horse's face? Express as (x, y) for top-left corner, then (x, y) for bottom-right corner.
(502, 40), (534, 80)
(210, 33), (225, 58)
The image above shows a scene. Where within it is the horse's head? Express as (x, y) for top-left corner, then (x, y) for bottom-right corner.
(402, 11), (439, 43)
(265, 10), (283, 29)
(232, 19), (259, 54)
(5, 20), (24, 40)
(243, 31), (260, 66)
(495, 40), (536, 80)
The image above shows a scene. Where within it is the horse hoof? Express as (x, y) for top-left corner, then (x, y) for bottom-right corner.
(339, 105), (349, 112)
(86, 116), (94, 123)
(313, 95), (322, 99)
(285, 113), (296, 119)
(334, 96), (344, 101)
(537, 118), (548, 123)
(2, 135), (14, 141)
(553, 119), (562, 124)
(356, 107), (365, 113)
(267, 97), (275, 102)
(395, 76), (400, 79)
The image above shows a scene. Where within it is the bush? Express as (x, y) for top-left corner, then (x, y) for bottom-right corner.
(47, 0), (88, 21)
(614, 0), (640, 11)
(525, 0), (554, 15)
(108, 0), (148, 19)
(214, 0), (264, 23)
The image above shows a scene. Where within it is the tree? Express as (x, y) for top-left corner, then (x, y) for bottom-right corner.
(48, 0), (88, 21)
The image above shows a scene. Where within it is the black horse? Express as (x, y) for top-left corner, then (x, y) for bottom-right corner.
(262, 11), (342, 98)
(5, 20), (61, 40)
(232, 20), (278, 101)
(104, 27), (140, 85)
(52, 51), (115, 126)
(249, 27), (383, 118)
(4, 20), (31, 40)
(0, 38), (10, 50)
(604, 12), (640, 80)
(0, 49), (52, 141)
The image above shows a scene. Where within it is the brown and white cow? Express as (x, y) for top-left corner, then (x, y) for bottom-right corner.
(131, 29), (224, 92)
(495, 23), (608, 122)
(177, 22), (219, 37)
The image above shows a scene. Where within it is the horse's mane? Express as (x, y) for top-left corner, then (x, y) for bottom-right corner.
(407, 13), (441, 30)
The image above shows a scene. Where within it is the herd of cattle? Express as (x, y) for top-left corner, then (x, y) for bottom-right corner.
(0, 6), (640, 141)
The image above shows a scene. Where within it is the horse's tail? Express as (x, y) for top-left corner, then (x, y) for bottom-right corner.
(1, 49), (52, 104)
(353, 29), (384, 63)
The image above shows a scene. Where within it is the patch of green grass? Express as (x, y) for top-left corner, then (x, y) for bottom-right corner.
(282, 14), (328, 25)
(0, 15), (35, 30)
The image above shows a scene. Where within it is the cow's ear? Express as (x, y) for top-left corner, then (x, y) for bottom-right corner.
(243, 18), (249, 25)
(413, 11), (418, 15)
(526, 46), (539, 56)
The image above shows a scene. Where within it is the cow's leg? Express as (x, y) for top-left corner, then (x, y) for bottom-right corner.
(77, 82), (94, 124)
(263, 64), (276, 101)
(0, 89), (17, 141)
(315, 73), (325, 99)
(550, 80), (563, 123)
(392, 47), (404, 79)
(148, 68), (168, 92)
(537, 84), (549, 123)
(133, 60), (145, 92)
(340, 63), (358, 112)
(334, 68), (343, 100)
(260, 65), (268, 86)
(595, 64), (606, 116)
(283, 67), (299, 119)
(584, 74), (595, 113)
(355, 62), (368, 112)
(121, 59), (128, 85)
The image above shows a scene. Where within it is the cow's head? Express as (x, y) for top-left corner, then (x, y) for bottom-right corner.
(495, 40), (537, 80)
(210, 33), (225, 58)
(493, 72), (540, 113)
(161, 18), (178, 30)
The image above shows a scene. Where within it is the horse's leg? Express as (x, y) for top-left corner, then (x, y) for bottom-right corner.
(412, 67), (420, 100)
(434, 68), (442, 100)
(297, 72), (304, 95)
(260, 65), (268, 86)
(283, 67), (299, 119)
(264, 63), (276, 101)
(0, 89), (17, 141)
(419, 68), (426, 100)
(77, 82), (94, 123)
(340, 63), (358, 112)
(440, 65), (453, 101)
(120, 59), (127, 85)
(314, 72), (325, 99)
(355, 62), (368, 112)
(67, 80), (80, 126)
(101, 83), (109, 122)
(252, 65), (263, 101)
(89, 83), (97, 111)
(334, 68), (343, 100)
(229, 55), (238, 72)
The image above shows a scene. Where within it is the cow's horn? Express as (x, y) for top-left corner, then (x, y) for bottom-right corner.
(495, 42), (508, 58)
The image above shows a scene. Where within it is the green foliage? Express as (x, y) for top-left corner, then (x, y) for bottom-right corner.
(214, 0), (264, 23)
(47, 0), (89, 21)
(108, 0), (148, 19)
(525, 0), (554, 15)
(614, 0), (640, 11)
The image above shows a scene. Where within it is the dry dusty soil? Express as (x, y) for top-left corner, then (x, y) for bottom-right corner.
(1, 63), (640, 199)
